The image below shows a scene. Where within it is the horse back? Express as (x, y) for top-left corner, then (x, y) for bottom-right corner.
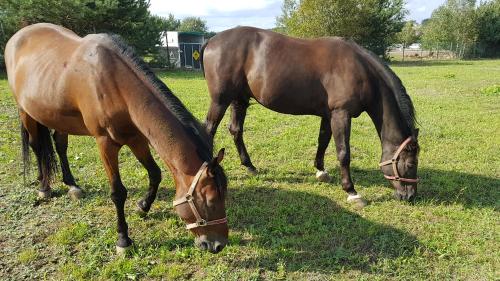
(204, 27), (378, 117)
(5, 23), (132, 136)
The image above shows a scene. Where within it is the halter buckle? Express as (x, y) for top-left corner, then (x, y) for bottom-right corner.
(197, 219), (207, 227)
(185, 194), (193, 202)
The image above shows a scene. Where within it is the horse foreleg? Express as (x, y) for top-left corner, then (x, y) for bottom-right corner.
(96, 136), (132, 255)
(52, 131), (83, 199)
(205, 100), (230, 137)
(330, 109), (367, 208)
(128, 136), (162, 217)
(229, 99), (256, 174)
(315, 116), (332, 182)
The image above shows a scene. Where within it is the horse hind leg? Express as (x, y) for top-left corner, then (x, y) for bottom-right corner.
(229, 97), (257, 174)
(20, 112), (58, 199)
(204, 99), (230, 138)
(52, 131), (83, 200)
(315, 116), (332, 182)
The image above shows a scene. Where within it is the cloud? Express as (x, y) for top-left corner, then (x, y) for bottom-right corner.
(416, 6), (427, 12)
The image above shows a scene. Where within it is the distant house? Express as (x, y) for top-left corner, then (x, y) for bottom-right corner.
(160, 31), (205, 70)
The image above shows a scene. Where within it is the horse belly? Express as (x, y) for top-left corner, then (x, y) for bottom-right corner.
(20, 97), (90, 135)
(250, 82), (327, 116)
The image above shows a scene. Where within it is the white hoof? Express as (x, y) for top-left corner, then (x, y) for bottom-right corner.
(347, 194), (368, 209)
(68, 186), (84, 200)
(38, 190), (51, 199)
(116, 245), (132, 256)
(347, 194), (362, 201)
(315, 170), (331, 182)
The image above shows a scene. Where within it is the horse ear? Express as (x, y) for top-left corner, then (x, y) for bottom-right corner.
(208, 148), (225, 177)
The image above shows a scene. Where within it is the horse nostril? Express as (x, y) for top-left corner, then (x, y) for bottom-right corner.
(214, 242), (224, 253)
(199, 241), (209, 251)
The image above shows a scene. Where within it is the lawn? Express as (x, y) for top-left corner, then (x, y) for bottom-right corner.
(0, 59), (498, 280)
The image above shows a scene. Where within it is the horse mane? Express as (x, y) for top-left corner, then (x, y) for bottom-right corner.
(356, 45), (417, 134)
(106, 34), (212, 158)
(106, 34), (226, 197)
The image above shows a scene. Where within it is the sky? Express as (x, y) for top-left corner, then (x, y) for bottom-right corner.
(149, 0), (446, 32)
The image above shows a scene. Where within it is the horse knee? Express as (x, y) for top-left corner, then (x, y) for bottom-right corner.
(111, 185), (127, 204)
(337, 151), (350, 166)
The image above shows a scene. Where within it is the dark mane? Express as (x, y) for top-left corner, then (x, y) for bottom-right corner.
(357, 45), (417, 134)
(381, 63), (417, 133)
(106, 34), (227, 197)
(107, 34), (213, 161)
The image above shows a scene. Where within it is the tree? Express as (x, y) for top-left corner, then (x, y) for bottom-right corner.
(396, 20), (419, 60)
(476, 0), (500, 57)
(276, 0), (407, 57)
(179, 17), (208, 33)
(275, 0), (299, 34)
(0, 0), (171, 57)
(421, 0), (478, 58)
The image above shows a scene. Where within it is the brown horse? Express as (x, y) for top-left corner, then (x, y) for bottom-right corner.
(202, 27), (419, 206)
(5, 23), (228, 254)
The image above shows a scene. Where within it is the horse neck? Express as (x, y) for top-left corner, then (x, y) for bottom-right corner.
(125, 85), (205, 189)
(369, 87), (412, 160)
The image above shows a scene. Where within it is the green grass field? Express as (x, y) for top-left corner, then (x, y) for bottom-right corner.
(0, 60), (499, 280)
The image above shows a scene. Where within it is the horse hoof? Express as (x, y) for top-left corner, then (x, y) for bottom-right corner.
(246, 166), (258, 176)
(347, 194), (368, 209)
(315, 170), (331, 182)
(37, 190), (52, 199)
(116, 245), (133, 257)
(136, 201), (148, 218)
(68, 186), (84, 200)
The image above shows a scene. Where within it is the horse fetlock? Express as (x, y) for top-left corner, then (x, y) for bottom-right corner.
(136, 200), (149, 217)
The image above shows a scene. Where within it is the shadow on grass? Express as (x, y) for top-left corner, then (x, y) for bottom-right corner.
(255, 167), (499, 209)
(227, 185), (421, 273)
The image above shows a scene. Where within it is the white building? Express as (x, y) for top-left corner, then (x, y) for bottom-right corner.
(160, 31), (205, 70)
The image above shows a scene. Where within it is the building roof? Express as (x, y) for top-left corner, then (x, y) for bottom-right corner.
(178, 31), (204, 36)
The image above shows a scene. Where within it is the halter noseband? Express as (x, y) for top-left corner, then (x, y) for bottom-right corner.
(379, 137), (419, 183)
(172, 162), (228, 230)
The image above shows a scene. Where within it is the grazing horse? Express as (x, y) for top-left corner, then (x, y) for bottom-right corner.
(202, 27), (419, 206)
(5, 23), (228, 254)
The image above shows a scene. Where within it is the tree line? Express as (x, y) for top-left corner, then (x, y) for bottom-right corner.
(0, 0), (210, 68)
(276, 0), (500, 59)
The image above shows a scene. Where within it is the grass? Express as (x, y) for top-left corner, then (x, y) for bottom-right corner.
(0, 59), (499, 280)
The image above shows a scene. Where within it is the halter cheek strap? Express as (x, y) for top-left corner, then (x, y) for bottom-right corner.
(173, 162), (228, 230)
(379, 137), (419, 183)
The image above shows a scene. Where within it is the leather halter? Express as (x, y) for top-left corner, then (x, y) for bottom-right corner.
(172, 162), (228, 230)
(379, 137), (419, 183)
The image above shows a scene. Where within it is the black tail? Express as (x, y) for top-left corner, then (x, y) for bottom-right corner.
(20, 123), (31, 186)
(200, 39), (209, 77)
(20, 122), (58, 187)
(36, 123), (58, 188)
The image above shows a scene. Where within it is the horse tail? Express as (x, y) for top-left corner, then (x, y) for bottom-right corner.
(20, 122), (31, 186)
(36, 123), (58, 187)
(200, 39), (209, 77)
